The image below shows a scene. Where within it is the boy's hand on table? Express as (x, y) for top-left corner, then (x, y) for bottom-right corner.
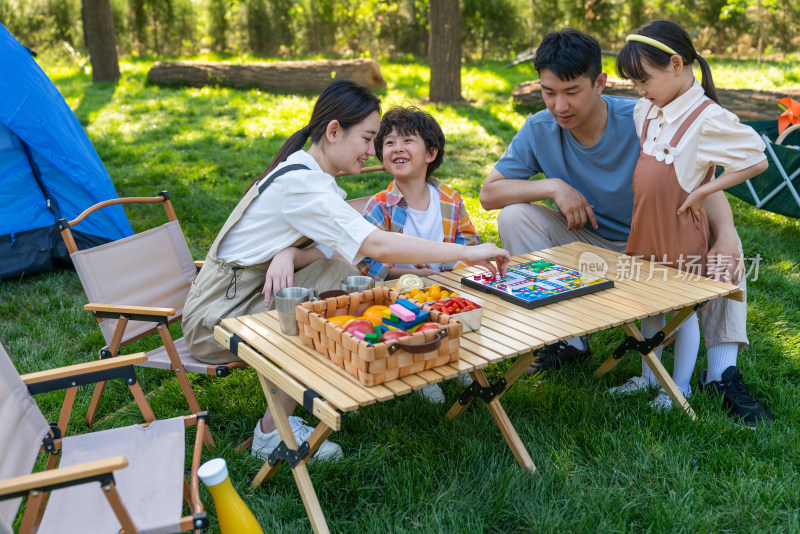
(262, 248), (296, 308)
(412, 265), (440, 277)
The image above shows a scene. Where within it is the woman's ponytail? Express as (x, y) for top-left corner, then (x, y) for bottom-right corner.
(243, 80), (380, 196)
(244, 128), (310, 195)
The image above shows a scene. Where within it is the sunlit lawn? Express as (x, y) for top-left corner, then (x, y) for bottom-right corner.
(2, 54), (799, 532)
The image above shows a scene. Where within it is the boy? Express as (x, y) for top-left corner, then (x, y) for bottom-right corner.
(358, 106), (480, 281)
(358, 106), (479, 403)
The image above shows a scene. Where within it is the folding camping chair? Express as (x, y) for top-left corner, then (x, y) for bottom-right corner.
(726, 119), (800, 219)
(56, 192), (247, 444)
(0, 342), (209, 534)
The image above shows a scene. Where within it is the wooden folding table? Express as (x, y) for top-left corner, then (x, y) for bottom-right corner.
(213, 242), (743, 533)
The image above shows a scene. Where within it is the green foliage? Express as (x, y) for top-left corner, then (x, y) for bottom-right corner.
(376, 0), (429, 57)
(461, 0), (528, 61)
(0, 0), (82, 50)
(2, 55), (800, 533)
(208, 0), (229, 51)
(5, 0), (799, 64)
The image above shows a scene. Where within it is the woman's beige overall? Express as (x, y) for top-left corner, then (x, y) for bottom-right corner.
(183, 164), (359, 364)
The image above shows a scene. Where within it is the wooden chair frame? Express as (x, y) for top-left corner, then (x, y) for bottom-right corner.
(0, 353), (209, 534)
(56, 192), (251, 447)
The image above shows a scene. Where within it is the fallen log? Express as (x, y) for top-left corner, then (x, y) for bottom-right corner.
(512, 79), (637, 109)
(512, 78), (800, 122)
(147, 58), (387, 92)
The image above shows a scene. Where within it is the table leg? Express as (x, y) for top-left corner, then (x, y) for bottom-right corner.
(485, 403), (536, 471)
(254, 374), (330, 534)
(235, 436), (254, 454)
(446, 350), (535, 420)
(594, 306), (697, 379)
(444, 370), (478, 421)
(493, 350), (536, 404)
(594, 354), (623, 379)
(620, 321), (697, 420)
(446, 351), (538, 472)
(251, 419), (335, 487)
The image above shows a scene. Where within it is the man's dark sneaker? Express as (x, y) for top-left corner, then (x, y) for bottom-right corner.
(698, 366), (772, 428)
(525, 339), (590, 376)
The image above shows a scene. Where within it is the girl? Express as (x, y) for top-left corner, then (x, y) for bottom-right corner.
(609, 20), (767, 410)
(182, 80), (510, 461)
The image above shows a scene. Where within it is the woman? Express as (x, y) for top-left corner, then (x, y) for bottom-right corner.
(183, 80), (510, 461)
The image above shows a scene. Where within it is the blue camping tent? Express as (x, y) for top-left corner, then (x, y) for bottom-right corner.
(0, 23), (132, 279)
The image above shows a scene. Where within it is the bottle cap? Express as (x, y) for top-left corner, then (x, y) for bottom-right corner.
(198, 458), (229, 487)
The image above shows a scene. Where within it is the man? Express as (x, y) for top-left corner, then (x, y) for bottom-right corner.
(479, 28), (771, 427)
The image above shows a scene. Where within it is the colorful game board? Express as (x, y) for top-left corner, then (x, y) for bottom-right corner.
(461, 260), (613, 309)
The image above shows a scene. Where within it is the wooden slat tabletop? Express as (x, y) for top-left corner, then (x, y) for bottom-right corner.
(217, 242), (744, 417)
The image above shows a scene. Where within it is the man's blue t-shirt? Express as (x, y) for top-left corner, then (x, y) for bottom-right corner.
(495, 95), (639, 242)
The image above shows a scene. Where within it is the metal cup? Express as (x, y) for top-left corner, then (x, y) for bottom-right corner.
(275, 287), (318, 336)
(340, 275), (375, 293)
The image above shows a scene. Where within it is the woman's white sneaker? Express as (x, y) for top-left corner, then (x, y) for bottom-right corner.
(608, 376), (653, 396)
(648, 389), (674, 412)
(251, 416), (343, 462)
(419, 383), (446, 404)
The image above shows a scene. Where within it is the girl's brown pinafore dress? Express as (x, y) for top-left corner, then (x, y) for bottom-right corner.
(626, 99), (715, 276)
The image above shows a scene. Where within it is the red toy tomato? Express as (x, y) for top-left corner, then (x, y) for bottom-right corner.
(415, 322), (442, 333)
(344, 319), (374, 336)
(450, 297), (467, 308)
(380, 329), (411, 342)
(431, 297), (480, 315)
(431, 299), (453, 314)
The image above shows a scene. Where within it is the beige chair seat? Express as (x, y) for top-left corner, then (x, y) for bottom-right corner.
(38, 418), (185, 534)
(0, 341), (207, 534)
(143, 336), (214, 375)
(58, 194), (245, 433)
(0, 349), (50, 534)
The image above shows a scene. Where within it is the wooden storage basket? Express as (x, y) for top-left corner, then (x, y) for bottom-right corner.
(296, 286), (461, 386)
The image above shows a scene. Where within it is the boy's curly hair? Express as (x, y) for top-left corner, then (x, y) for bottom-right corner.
(374, 106), (445, 179)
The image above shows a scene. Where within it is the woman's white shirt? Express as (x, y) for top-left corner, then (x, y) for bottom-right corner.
(216, 150), (378, 265)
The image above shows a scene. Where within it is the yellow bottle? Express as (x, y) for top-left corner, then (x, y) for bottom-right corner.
(198, 458), (264, 534)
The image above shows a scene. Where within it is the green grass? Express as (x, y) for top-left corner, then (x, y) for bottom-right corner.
(2, 55), (800, 533)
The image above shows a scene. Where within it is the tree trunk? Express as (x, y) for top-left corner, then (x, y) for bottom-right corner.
(82, 0), (120, 82)
(246, 0), (271, 53)
(130, 0), (146, 52)
(147, 58), (388, 92)
(209, 0), (228, 52)
(429, 0), (462, 102)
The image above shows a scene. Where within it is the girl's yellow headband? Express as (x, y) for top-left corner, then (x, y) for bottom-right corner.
(625, 34), (679, 56)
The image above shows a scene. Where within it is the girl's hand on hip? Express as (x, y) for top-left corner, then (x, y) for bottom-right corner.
(677, 189), (708, 218)
(262, 247), (296, 308)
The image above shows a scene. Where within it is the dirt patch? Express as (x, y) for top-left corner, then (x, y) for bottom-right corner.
(512, 79), (800, 122)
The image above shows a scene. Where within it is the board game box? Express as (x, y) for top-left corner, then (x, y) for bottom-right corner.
(461, 260), (613, 309)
